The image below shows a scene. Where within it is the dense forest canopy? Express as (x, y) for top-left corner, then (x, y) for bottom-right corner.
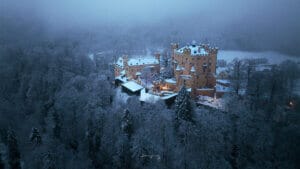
(0, 0), (300, 169)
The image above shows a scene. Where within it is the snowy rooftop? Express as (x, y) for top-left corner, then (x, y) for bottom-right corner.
(115, 76), (128, 83)
(116, 55), (159, 68)
(165, 78), (176, 84)
(180, 75), (192, 80)
(128, 56), (159, 66)
(216, 67), (229, 75)
(215, 84), (231, 92)
(216, 79), (230, 84)
(122, 81), (144, 92)
(176, 45), (208, 56)
(120, 70), (126, 75)
(161, 93), (178, 100)
(139, 89), (161, 103)
(197, 96), (225, 110)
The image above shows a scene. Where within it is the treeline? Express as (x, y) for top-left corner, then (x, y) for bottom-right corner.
(0, 41), (299, 169)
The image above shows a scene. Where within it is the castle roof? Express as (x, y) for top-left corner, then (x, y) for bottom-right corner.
(176, 45), (208, 56)
(128, 56), (159, 66)
(122, 81), (144, 93)
(165, 78), (176, 84)
(116, 55), (159, 68)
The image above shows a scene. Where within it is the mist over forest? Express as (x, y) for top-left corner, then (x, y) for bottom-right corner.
(1, 0), (300, 56)
(0, 0), (300, 169)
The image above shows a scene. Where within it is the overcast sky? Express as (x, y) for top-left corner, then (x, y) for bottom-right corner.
(2, 0), (298, 26)
(1, 0), (300, 55)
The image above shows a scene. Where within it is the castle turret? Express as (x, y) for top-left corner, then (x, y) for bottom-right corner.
(171, 43), (179, 51)
(122, 55), (128, 69)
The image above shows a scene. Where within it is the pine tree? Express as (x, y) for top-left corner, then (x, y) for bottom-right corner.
(174, 86), (194, 125)
(86, 116), (102, 168)
(121, 109), (133, 138)
(30, 128), (42, 145)
(52, 111), (61, 139)
(7, 129), (21, 169)
(0, 152), (4, 169)
(42, 152), (56, 169)
(87, 117), (95, 161)
(114, 109), (134, 169)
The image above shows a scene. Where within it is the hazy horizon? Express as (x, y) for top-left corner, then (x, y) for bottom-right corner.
(1, 0), (300, 56)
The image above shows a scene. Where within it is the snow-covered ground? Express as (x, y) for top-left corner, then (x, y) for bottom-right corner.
(218, 50), (299, 64)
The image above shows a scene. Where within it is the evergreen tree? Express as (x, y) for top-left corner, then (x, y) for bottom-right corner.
(121, 109), (133, 138)
(0, 152), (4, 169)
(42, 152), (56, 169)
(86, 116), (102, 169)
(30, 128), (42, 145)
(87, 117), (95, 161)
(52, 110), (61, 139)
(174, 86), (195, 127)
(7, 129), (21, 169)
(114, 109), (134, 169)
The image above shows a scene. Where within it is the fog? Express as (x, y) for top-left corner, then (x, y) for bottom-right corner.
(1, 0), (300, 56)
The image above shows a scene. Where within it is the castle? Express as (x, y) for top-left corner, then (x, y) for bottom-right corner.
(168, 41), (218, 98)
(114, 41), (219, 99)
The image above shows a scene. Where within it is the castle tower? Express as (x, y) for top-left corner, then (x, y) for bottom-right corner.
(171, 43), (179, 52)
(122, 55), (128, 68)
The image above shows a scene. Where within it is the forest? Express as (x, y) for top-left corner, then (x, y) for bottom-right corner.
(1, 0), (300, 169)
(0, 37), (299, 169)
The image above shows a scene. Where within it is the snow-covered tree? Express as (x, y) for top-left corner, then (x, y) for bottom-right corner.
(174, 86), (195, 127)
(230, 58), (244, 95)
(0, 152), (4, 169)
(86, 113), (104, 169)
(113, 109), (135, 169)
(7, 129), (21, 169)
(121, 109), (133, 138)
(30, 128), (42, 145)
(42, 152), (57, 169)
(52, 110), (61, 140)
